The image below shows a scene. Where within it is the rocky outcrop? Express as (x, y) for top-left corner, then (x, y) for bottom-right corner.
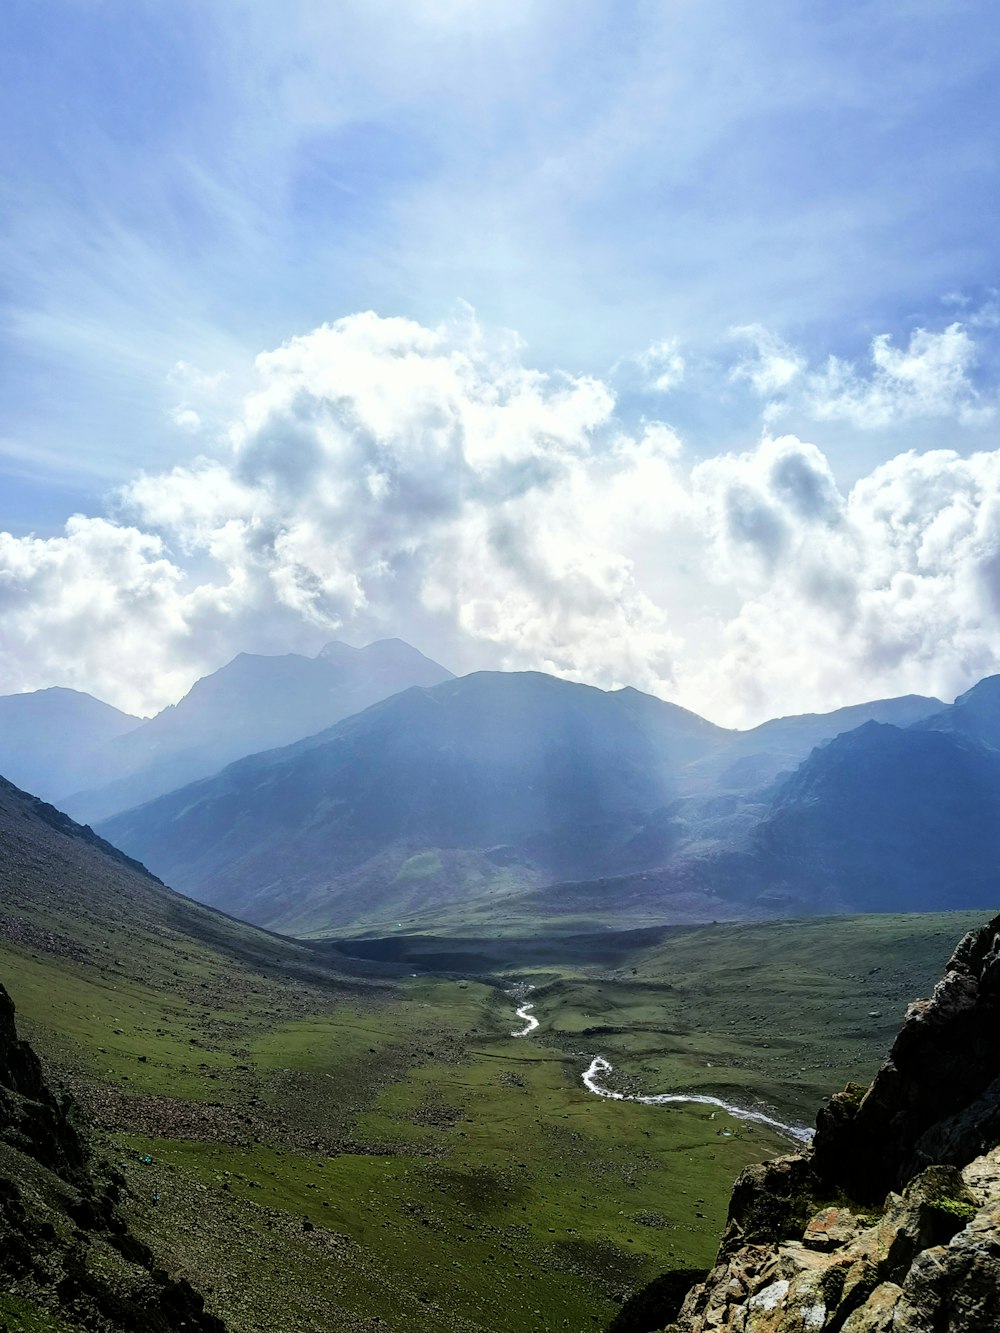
(811, 912), (1000, 1200)
(0, 980), (89, 1187)
(0, 980), (227, 1332)
(668, 1150), (1000, 1331)
(634, 913), (1000, 1333)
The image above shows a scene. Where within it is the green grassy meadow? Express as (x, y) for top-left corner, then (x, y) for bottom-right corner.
(0, 907), (987, 1331)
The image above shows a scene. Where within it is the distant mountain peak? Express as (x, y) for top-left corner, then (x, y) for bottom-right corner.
(315, 639), (360, 662)
(315, 637), (452, 672)
(59, 637), (454, 824)
(0, 684), (138, 716)
(953, 672), (1000, 705)
(917, 672), (1000, 754)
(0, 687), (141, 803)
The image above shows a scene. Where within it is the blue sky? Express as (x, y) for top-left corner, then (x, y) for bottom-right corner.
(3, 1), (1000, 722)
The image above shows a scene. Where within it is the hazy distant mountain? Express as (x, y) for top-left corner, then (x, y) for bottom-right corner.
(917, 674), (1000, 751)
(638, 691), (947, 867)
(681, 692), (944, 795)
(0, 687), (140, 804)
(99, 671), (731, 933)
(97, 668), (994, 935)
(461, 717), (1000, 934)
(683, 720), (1000, 917)
(62, 638), (452, 823)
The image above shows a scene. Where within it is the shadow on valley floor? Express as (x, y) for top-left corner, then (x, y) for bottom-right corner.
(319, 926), (676, 974)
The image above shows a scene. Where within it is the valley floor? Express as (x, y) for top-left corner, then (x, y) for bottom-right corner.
(0, 909), (987, 1332)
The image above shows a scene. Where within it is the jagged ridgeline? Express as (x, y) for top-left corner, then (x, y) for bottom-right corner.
(615, 914), (1000, 1333)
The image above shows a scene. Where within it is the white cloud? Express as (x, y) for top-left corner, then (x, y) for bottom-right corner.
(730, 324), (805, 397)
(4, 311), (1000, 726)
(808, 323), (991, 428)
(733, 321), (993, 431)
(0, 517), (196, 714)
(636, 338), (686, 392)
(170, 407), (202, 433)
(678, 437), (1000, 722)
(692, 434), (843, 574)
(0, 312), (689, 712)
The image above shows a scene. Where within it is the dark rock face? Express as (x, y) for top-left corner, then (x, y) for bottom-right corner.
(716, 1154), (819, 1261)
(0, 981), (89, 1187)
(0, 981), (226, 1332)
(811, 912), (1000, 1200)
(627, 914), (1000, 1333)
(606, 1269), (708, 1333)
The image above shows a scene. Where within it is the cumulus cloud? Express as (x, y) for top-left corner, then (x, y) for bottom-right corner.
(678, 436), (1000, 721)
(808, 323), (991, 428)
(0, 517), (195, 714)
(733, 321), (993, 430)
(0, 312), (688, 712)
(693, 434), (842, 573)
(4, 310), (1000, 725)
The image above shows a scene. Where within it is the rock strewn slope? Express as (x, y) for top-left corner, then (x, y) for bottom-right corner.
(637, 913), (1000, 1332)
(0, 980), (226, 1332)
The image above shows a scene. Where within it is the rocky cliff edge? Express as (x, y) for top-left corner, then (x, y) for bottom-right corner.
(629, 912), (1000, 1332)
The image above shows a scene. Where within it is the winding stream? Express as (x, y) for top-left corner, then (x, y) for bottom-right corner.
(581, 1054), (812, 1143)
(511, 1003), (539, 1037)
(508, 995), (812, 1144)
(508, 983), (540, 1037)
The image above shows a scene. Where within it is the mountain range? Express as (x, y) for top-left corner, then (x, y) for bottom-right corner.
(5, 639), (999, 937)
(0, 638), (452, 823)
(687, 675), (1000, 916)
(98, 670), (730, 931)
(95, 664), (1000, 937)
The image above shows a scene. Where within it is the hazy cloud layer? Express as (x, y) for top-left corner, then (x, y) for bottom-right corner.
(2, 312), (1000, 724)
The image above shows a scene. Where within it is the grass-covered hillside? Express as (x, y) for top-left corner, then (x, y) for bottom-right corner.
(97, 671), (730, 932)
(0, 773), (988, 1330)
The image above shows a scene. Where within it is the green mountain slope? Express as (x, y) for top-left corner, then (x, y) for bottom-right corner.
(0, 980), (225, 1332)
(0, 769), (781, 1329)
(99, 671), (731, 933)
(0, 774), (376, 991)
